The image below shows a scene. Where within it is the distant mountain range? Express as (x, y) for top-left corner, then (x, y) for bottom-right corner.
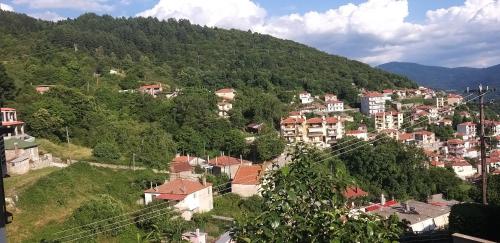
(377, 62), (500, 92)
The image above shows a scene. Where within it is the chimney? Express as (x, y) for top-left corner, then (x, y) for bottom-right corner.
(240, 155), (243, 164)
(196, 228), (200, 237)
(405, 201), (410, 212)
(150, 181), (153, 189)
(215, 157), (218, 166)
(380, 193), (386, 206)
(187, 154), (190, 163)
(202, 176), (206, 186)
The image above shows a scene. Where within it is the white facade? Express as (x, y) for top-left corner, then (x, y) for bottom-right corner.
(217, 101), (233, 118)
(326, 101), (344, 112)
(215, 88), (236, 101)
(457, 122), (476, 137)
(280, 116), (344, 148)
(299, 92), (314, 104)
(361, 92), (385, 116)
(452, 164), (477, 179)
(374, 112), (403, 131)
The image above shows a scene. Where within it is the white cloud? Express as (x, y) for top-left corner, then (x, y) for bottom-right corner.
(29, 11), (66, 21)
(137, 0), (266, 30)
(0, 2), (14, 11)
(12, 0), (114, 12)
(140, 0), (500, 67)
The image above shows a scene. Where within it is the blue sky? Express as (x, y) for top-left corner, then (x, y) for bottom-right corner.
(1, 0), (499, 67)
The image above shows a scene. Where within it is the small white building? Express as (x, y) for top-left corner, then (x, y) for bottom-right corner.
(217, 101), (233, 118)
(208, 155), (252, 179)
(139, 84), (163, 97)
(231, 165), (263, 197)
(144, 179), (213, 220)
(324, 94), (337, 102)
(326, 100), (344, 112)
(1, 108), (25, 138)
(299, 91), (314, 104)
(450, 158), (477, 179)
(215, 88), (236, 101)
(345, 130), (368, 141)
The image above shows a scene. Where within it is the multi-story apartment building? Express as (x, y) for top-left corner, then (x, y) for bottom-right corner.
(280, 117), (306, 143)
(374, 111), (403, 131)
(484, 120), (500, 136)
(457, 122), (477, 137)
(1, 108), (25, 138)
(414, 131), (436, 147)
(326, 100), (344, 113)
(280, 116), (343, 148)
(447, 139), (465, 157)
(361, 92), (385, 116)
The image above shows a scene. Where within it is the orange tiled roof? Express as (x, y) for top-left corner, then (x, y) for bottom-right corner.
(232, 165), (263, 185)
(281, 117), (305, 124)
(325, 117), (338, 124)
(144, 179), (211, 195)
(448, 139), (464, 145)
(306, 117), (323, 124)
(0, 107), (16, 111)
(169, 162), (192, 173)
(343, 186), (368, 199)
(215, 88), (235, 93)
(208, 155), (250, 166)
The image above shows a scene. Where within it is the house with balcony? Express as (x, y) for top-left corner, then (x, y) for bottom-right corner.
(139, 84), (163, 97)
(447, 94), (463, 106)
(361, 92), (385, 116)
(484, 120), (500, 136)
(299, 91), (314, 104)
(374, 111), (403, 131)
(457, 122), (477, 138)
(280, 116), (306, 143)
(306, 117), (325, 146)
(323, 94), (337, 102)
(414, 131), (436, 147)
(326, 100), (344, 113)
(215, 88), (236, 101)
(382, 89), (393, 101)
(447, 139), (465, 157)
(1, 108), (25, 138)
(217, 100), (233, 118)
(144, 179), (213, 220)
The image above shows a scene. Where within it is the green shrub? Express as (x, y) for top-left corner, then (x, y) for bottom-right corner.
(93, 142), (121, 161)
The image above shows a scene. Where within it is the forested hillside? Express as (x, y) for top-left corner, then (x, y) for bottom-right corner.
(0, 11), (416, 169)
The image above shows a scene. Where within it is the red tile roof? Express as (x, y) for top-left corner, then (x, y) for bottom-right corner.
(343, 187), (368, 199)
(281, 117), (305, 124)
(215, 88), (235, 93)
(451, 159), (471, 167)
(1, 121), (24, 126)
(431, 160), (444, 167)
(325, 117), (338, 124)
(144, 179), (211, 196)
(364, 91), (383, 98)
(0, 107), (16, 111)
(458, 122), (476, 126)
(414, 130), (434, 136)
(140, 84), (162, 89)
(169, 161), (192, 173)
(208, 155), (250, 166)
(346, 130), (366, 135)
(398, 132), (414, 141)
(448, 139), (464, 145)
(232, 165), (263, 185)
(288, 111), (300, 116)
(365, 205), (381, 212)
(306, 117), (323, 124)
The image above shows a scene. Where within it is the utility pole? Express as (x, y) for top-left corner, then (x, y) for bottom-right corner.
(478, 84), (488, 205)
(469, 84), (489, 205)
(65, 126), (70, 146)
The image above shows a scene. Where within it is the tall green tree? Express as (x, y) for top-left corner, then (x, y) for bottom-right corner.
(0, 63), (16, 102)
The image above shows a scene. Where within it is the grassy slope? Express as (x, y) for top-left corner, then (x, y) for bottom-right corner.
(37, 139), (93, 161)
(6, 162), (167, 242)
(4, 167), (60, 197)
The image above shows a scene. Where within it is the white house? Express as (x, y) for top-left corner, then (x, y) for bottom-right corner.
(345, 130), (368, 141)
(457, 122), (477, 137)
(144, 179), (213, 220)
(324, 94), (337, 102)
(217, 101), (233, 118)
(231, 165), (263, 197)
(326, 100), (344, 112)
(299, 91), (314, 104)
(361, 92), (385, 116)
(1, 108), (25, 138)
(450, 158), (477, 179)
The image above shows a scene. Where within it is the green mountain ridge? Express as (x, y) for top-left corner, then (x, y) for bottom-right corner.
(377, 61), (500, 92)
(0, 11), (415, 101)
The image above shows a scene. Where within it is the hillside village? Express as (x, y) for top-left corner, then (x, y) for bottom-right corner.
(0, 10), (499, 243)
(2, 79), (499, 242)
